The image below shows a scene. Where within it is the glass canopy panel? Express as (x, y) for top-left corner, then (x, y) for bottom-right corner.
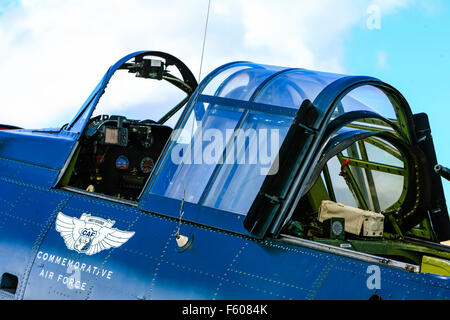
(215, 67), (286, 100)
(149, 99), (294, 214)
(150, 101), (244, 204)
(329, 128), (406, 212)
(201, 64), (253, 96)
(253, 70), (345, 108)
(200, 63), (286, 101)
(201, 111), (292, 214)
(149, 96), (293, 214)
(332, 85), (399, 122)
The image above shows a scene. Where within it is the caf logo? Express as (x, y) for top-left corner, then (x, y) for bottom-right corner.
(74, 228), (97, 252)
(55, 212), (135, 255)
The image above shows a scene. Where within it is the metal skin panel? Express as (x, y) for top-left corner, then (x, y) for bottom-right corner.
(141, 194), (249, 237)
(0, 157), (60, 189)
(0, 179), (72, 300)
(23, 193), (143, 299)
(0, 129), (77, 169)
(313, 258), (450, 300)
(0, 130), (77, 188)
(13, 189), (449, 300)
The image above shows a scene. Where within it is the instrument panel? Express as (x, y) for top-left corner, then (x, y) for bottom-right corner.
(68, 115), (172, 201)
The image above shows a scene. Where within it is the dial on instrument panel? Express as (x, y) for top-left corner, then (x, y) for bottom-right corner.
(140, 157), (154, 174)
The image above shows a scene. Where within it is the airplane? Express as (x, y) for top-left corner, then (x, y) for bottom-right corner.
(0, 50), (449, 301)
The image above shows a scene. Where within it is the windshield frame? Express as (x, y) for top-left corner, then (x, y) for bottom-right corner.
(64, 51), (198, 135)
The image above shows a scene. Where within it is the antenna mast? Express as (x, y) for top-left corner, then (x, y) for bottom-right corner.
(176, 0), (212, 249)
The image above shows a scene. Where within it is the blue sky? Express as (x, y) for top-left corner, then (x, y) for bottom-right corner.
(0, 0), (449, 204)
(342, 1), (450, 206)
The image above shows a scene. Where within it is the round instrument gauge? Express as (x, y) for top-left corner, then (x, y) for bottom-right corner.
(115, 155), (130, 170)
(141, 134), (154, 149)
(332, 220), (344, 236)
(140, 157), (154, 174)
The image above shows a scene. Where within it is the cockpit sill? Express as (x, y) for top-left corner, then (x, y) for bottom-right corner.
(60, 185), (138, 207)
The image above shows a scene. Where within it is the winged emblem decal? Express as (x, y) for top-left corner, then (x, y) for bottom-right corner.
(55, 212), (135, 255)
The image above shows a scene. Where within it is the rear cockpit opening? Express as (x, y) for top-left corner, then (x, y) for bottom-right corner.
(274, 84), (450, 266)
(281, 144), (433, 265)
(284, 132), (408, 240)
(280, 123), (450, 266)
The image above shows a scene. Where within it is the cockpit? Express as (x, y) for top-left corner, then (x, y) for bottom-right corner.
(60, 51), (198, 201)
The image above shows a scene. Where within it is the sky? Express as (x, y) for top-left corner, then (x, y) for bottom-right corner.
(0, 0), (449, 203)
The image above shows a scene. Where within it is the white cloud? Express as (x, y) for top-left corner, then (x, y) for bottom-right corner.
(0, 0), (412, 129)
(376, 50), (389, 69)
